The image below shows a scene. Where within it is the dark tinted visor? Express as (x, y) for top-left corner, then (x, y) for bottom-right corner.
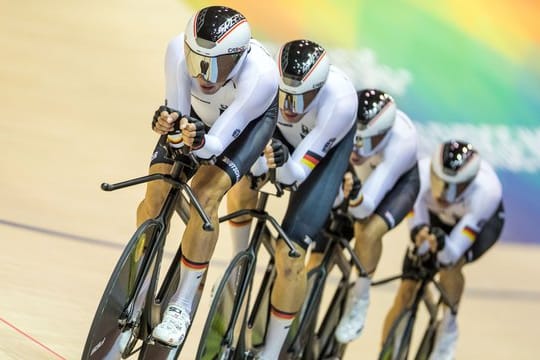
(184, 42), (242, 84)
(354, 129), (389, 155)
(278, 88), (319, 114)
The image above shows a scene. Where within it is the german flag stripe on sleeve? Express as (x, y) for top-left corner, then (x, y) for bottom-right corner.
(301, 151), (322, 169)
(462, 226), (478, 242)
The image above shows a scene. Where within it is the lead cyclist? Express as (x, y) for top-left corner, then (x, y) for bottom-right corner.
(137, 6), (280, 348)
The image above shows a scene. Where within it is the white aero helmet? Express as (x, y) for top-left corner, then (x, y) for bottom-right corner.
(184, 6), (251, 84)
(430, 140), (481, 203)
(354, 89), (397, 157)
(277, 39), (330, 114)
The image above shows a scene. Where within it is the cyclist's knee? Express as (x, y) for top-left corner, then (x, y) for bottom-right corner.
(439, 258), (465, 279)
(275, 241), (306, 281)
(227, 177), (257, 212)
(354, 215), (387, 245)
(139, 170), (171, 220)
(191, 168), (231, 211)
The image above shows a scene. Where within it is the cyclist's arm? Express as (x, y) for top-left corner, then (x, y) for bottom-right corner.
(194, 49), (278, 159)
(349, 131), (417, 219)
(164, 34), (191, 115)
(276, 95), (356, 186)
(407, 159), (432, 230)
(437, 187), (502, 265)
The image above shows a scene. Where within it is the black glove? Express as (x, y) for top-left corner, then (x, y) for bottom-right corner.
(184, 116), (206, 149)
(409, 224), (445, 252)
(327, 210), (354, 240)
(152, 105), (180, 130)
(409, 223), (429, 243)
(270, 138), (290, 167)
(430, 226), (446, 252)
(402, 247), (439, 280)
(349, 171), (362, 200)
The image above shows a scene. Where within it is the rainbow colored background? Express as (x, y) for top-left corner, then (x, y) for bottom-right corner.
(182, 0), (540, 244)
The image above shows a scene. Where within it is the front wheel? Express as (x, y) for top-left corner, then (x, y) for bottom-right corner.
(196, 253), (253, 360)
(312, 277), (349, 360)
(82, 221), (162, 360)
(414, 319), (439, 360)
(378, 308), (415, 360)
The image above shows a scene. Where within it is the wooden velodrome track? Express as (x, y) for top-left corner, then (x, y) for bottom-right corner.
(1, 0), (538, 359)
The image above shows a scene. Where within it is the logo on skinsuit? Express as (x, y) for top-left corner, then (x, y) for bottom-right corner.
(222, 156), (241, 182)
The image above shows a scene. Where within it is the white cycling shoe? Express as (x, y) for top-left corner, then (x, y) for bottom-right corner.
(152, 304), (191, 347)
(334, 291), (370, 343)
(429, 315), (458, 360)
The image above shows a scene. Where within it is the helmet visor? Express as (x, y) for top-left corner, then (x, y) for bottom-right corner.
(353, 129), (389, 157)
(430, 167), (471, 203)
(278, 88), (319, 114)
(184, 42), (242, 84)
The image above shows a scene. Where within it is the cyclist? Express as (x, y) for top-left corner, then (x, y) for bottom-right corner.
(382, 140), (504, 359)
(228, 39), (357, 359)
(137, 6), (279, 347)
(328, 89), (420, 344)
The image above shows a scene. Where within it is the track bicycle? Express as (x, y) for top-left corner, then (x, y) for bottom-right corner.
(279, 204), (368, 360)
(375, 246), (457, 360)
(82, 144), (213, 360)
(196, 174), (301, 360)
(197, 194), (368, 360)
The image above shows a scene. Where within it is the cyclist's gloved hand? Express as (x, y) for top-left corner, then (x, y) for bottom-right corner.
(430, 226), (446, 252)
(343, 170), (362, 199)
(265, 138), (290, 168)
(402, 246), (439, 280)
(152, 105), (180, 135)
(410, 224), (445, 254)
(410, 223), (429, 244)
(327, 210), (354, 239)
(179, 116), (206, 149)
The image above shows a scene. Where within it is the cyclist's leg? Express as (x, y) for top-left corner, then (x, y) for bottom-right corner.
(334, 215), (387, 344)
(225, 97), (278, 258)
(354, 164), (419, 276)
(226, 176), (258, 256)
(353, 215), (388, 274)
(431, 201), (504, 359)
(381, 279), (420, 346)
(260, 126), (355, 359)
(337, 165), (419, 343)
(429, 260), (464, 360)
(136, 136), (174, 226)
(264, 241), (307, 358)
(306, 251), (324, 272)
(152, 165), (232, 346)
(225, 123), (289, 259)
(155, 101), (277, 347)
